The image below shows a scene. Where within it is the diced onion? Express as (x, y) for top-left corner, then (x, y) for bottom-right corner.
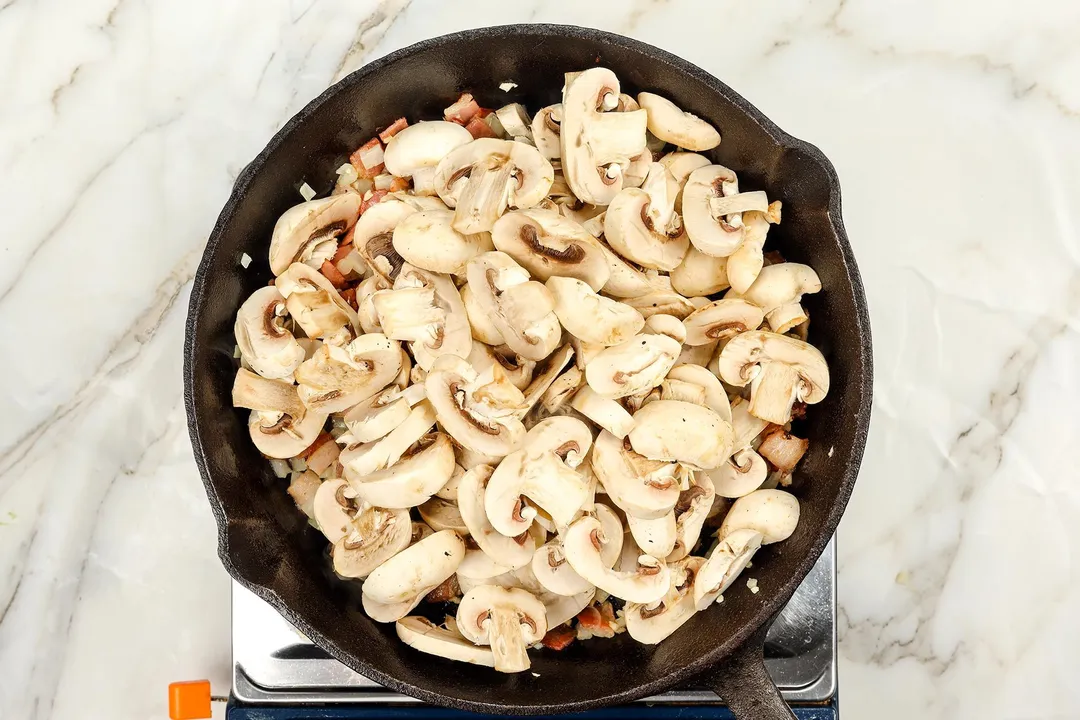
(269, 458), (291, 478)
(240, 252), (252, 269)
(299, 182), (316, 201)
(357, 142), (384, 171)
(335, 162), (359, 186)
(373, 174), (394, 191)
(499, 81), (518, 92)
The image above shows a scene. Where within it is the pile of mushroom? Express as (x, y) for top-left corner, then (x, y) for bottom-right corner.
(231, 69), (829, 673)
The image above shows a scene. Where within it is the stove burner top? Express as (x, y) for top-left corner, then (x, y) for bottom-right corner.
(231, 540), (835, 706)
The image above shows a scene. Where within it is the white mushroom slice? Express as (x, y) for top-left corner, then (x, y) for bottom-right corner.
(637, 93), (720, 151)
(350, 199), (417, 283)
(659, 151), (712, 214)
(694, 529), (763, 609)
(665, 364), (731, 422)
(313, 478), (356, 543)
(670, 246), (730, 297)
(719, 489), (800, 544)
(729, 262), (821, 332)
(514, 344), (575, 419)
(626, 512), (676, 558)
(458, 548), (512, 581)
(269, 194), (361, 276)
(544, 589), (596, 629)
(563, 515), (669, 603)
(532, 540), (593, 596)
(417, 494), (468, 533)
(294, 334), (402, 414)
(234, 286), (306, 379)
(356, 275), (390, 334)
(435, 463), (466, 502)
(594, 240), (662, 298)
(531, 104), (562, 160)
(677, 341), (718, 368)
(340, 401), (437, 478)
(287, 469), (321, 519)
(363, 530), (465, 606)
(275, 262), (359, 342)
(458, 465), (535, 571)
(624, 556), (705, 644)
(716, 331), (829, 424)
(604, 163), (688, 271)
(667, 473), (715, 561)
(348, 432), (455, 509)
(561, 68), (648, 205)
(456, 586), (547, 674)
(621, 276), (696, 320)
(392, 210), (490, 275)
(460, 283), (505, 345)
(465, 252), (561, 361)
(539, 365), (585, 417)
(642, 314), (687, 345)
(342, 384), (424, 444)
(454, 440), (502, 471)
(491, 209), (610, 290)
(383, 121), (473, 180)
(547, 276), (644, 346)
(426, 355), (526, 458)
(396, 616), (496, 667)
(373, 263), (471, 370)
(590, 430), (679, 519)
(362, 593), (426, 624)
(434, 138), (554, 234)
(628, 400), (733, 470)
(708, 448), (768, 499)
(709, 191), (769, 217)
(725, 209), (773, 294)
(232, 367), (306, 423)
(682, 298), (765, 347)
(468, 342), (534, 391)
(332, 505), (413, 579)
(495, 103), (533, 141)
(729, 396), (771, 451)
(622, 151), (652, 189)
(683, 165), (744, 258)
(584, 333), (680, 399)
(247, 406), (327, 459)
(570, 386), (635, 439)
(484, 417), (593, 537)
(388, 192), (449, 211)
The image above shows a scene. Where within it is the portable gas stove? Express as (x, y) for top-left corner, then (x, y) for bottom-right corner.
(217, 540), (837, 719)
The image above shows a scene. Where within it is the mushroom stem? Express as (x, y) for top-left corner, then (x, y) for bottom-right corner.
(748, 362), (801, 425)
(591, 111), (648, 165)
(453, 163), (514, 234)
(486, 607), (532, 673)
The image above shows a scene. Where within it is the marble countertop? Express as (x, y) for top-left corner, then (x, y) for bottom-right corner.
(2, 0), (1079, 718)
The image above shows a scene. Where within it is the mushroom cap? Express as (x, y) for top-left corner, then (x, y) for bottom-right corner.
(593, 240), (661, 299)
(718, 489), (800, 544)
(665, 364), (731, 422)
(234, 286), (306, 379)
(294, 334), (403, 414)
(683, 165), (744, 258)
(570, 385), (636, 439)
(392, 209), (490, 275)
(455, 584), (548, 647)
(693, 529), (763, 609)
(642, 313), (687, 345)
(275, 262), (360, 342)
(491, 209), (611, 291)
(731, 262), (821, 314)
(670, 245), (730, 297)
(332, 505), (413, 579)
(682, 298), (765, 346)
(667, 473), (716, 562)
(461, 283), (505, 346)
(381, 263), (472, 371)
(624, 556), (705, 644)
(351, 199), (417, 283)
(362, 593), (425, 624)
(458, 547), (512, 581)
(269, 194), (361, 276)
(562, 515), (669, 603)
(708, 448), (768, 499)
(458, 464), (536, 571)
(425, 355), (526, 459)
(715, 331), (829, 424)
(363, 529), (465, 605)
(626, 511), (677, 558)
(396, 616), (496, 667)
(547, 276), (644, 347)
(584, 333), (681, 399)
(523, 415), (594, 466)
(530, 104), (562, 160)
(348, 432), (455, 509)
(725, 210), (770, 295)
(604, 165), (689, 272)
(627, 400), (733, 470)
(637, 93), (720, 151)
(248, 406), (327, 459)
(313, 478), (356, 543)
(465, 251), (561, 361)
(484, 446), (591, 538)
(383, 121), (473, 177)
(620, 277), (696, 320)
(590, 430), (680, 519)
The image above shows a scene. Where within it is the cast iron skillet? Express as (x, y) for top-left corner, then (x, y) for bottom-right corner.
(184, 24), (872, 719)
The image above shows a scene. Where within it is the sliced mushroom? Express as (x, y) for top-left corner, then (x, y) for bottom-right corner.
(659, 151), (712, 214)
(718, 489), (800, 544)
(342, 383), (425, 444)
(373, 263), (472, 370)
(514, 344), (575, 419)
(626, 512), (676, 558)
(363, 529), (465, 608)
(465, 251), (561, 361)
(729, 396), (770, 451)
(642, 313), (687, 344)
(683, 165), (745, 258)
(637, 93), (720, 151)
(665, 364), (731, 422)
(539, 364), (585, 417)
(232, 367), (306, 423)
(715, 331), (829, 424)
(356, 275), (390, 334)
(275, 262), (359, 343)
(694, 529), (763, 609)
(584, 332), (680, 399)
(563, 515), (669, 603)
(396, 616), (496, 667)
(547, 276), (644, 346)
(352, 199), (417, 282)
(268, 194), (361, 276)
(425, 354), (526, 458)
(434, 138), (554, 234)
(531, 104), (562, 160)
(593, 240), (662, 298)
(726, 209), (774, 294)
(621, 276), (696, 320)
(468, 342), (535, 391)
(627, 400), (732, 470)
(234, 286), (306, 379)
(491, 209), (610, 290)
(348, 432), (455, 509)
(670, 245), (730, 297)
(545, 588), (596, 629)
(436, 463), (466, 501)
(460, 283), (505, 346)
(247, 404), (327, 459)
(667, 473), (715, 561)
(561, 68), (648, 205)
(456, 585), (547, 673)
(383, 121), (473, 185)
(417, 494), (469, 533)
(570, 385), (635, 439)
(313, 478), (357, 543)
(729, 262), (821, 333)
(590, 430), (679, 519)
(340, 400), (436, 478)
(458, 547), (512, 581)
(392, 210), (491, 275)
(458, 465), (535, 571)
(604, 163), (688, 271)
(708, 447), (768, 499)
(682, 299), (764, 347)
(332, 504), (413, 579)
(294, 334), (402, 414)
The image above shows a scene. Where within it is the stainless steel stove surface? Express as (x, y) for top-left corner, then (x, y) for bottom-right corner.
(231, 540), (835, 707)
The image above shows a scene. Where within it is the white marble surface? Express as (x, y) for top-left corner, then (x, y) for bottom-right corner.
(1, 0), (1078, 718)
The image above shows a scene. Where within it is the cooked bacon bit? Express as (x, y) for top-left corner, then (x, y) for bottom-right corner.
(389, 176), (411, 192)
(576, 605), (603, 628)
(340, 287), (358, 310)
(306, 434), (341, 475)
(790, 402), (807, 421)
(763, 250), (786, 266)
(424, 574), (460, 603)
(378, 117), (409, 144)
(465, 115), (497, 139)
(299, 432), (335, 461)
(444, 92), (481, 125)
(758, 425), (809, 472)
(360, 190), (389, 214)
(349, 138), (385, 178)
(475, 107), (493, 118)
(340, 224), (356, 248)
(320, 260), (348, 289)
(598, 601), (617, 625)
(541, 624), (577, 651)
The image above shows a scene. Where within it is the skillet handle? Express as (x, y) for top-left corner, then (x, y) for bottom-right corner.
(707, 624), (795, 720)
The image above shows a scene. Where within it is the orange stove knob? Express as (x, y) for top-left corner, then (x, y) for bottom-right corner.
(168, 680), (212, 719)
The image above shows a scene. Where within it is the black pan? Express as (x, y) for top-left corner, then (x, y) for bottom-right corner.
(183, 24), (872, 719)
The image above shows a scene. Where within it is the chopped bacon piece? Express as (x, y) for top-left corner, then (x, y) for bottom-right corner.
(389, 176), (411, 192)
(378, 117), (409, 144)
(541, 624), (577, 651)
(339, 224), (356, 248)
(320, 260), (348, 289)
(331, 243), (352, 265)
(306, 435), (341, 475)
(299, 432), (335, 461)
(340, 287), (358, 310)
(349, 138), (385, 178)
(576, 606), (603, 628)
(360, 190), (389, 214)
(465, 116), (497, 139)
(444, 92), (481, 125)
(599, 601), (617, 625)
(475, 107), (493, 118)
(758, 425), (809, 472)
(425, 575), (460, 603)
